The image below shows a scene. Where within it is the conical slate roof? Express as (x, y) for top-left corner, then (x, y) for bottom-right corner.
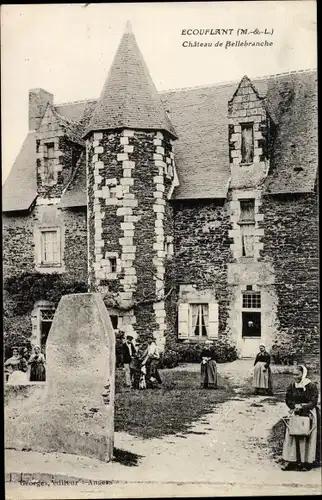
(84, 22), (177, 138)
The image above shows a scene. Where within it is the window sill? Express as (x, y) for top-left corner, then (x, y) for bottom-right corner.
(36, 264), (65, 274)
(178, 337), (211, 343)
(39, 262), (62, 267)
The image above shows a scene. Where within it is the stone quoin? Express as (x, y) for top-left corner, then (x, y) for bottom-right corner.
(3, 22), (318, 360)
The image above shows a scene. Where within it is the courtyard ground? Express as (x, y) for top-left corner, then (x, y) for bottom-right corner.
(5, 360), (321, 498)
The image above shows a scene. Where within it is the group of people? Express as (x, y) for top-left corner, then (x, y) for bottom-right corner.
(5, 338), (320, 472)
(200, 342), (274, 393)
(252, 344), (320, 472)
(121, 335), (162, 390)
(4, 345), (46, 384)
(199, 342), (320, 471)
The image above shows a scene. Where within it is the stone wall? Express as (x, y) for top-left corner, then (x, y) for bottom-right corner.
(86, 128), (175, 348)
(3, 213), (35, 279)
(36, 114), (83, 199)
(260, 192), (319, 356)
(61, 207), (88, 282)
(3, 204), (88, 345)
(172, 199), (233, 340)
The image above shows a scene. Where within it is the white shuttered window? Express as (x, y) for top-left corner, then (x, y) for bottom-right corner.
(41, 230), (60, 264)
(178, 301), (219, 339)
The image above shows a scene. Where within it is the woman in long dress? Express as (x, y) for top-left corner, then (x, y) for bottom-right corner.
(28, 345), (46, 382)
(282, 365), (320, 471)
(253, 344), (273, 395)
(200, 340), (218, 389)
(4, 347), (28, 384)
(141, 337), (162, 389)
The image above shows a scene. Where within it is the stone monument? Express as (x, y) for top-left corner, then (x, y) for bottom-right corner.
(5, 293), (115, 462)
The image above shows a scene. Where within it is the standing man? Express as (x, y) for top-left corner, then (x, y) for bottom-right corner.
(122, 335), (136, 388)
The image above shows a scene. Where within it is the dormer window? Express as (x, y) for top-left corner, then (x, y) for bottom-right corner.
(44, 142), (55, 184)
(241, 123), (254, 164)
(239, 199), (255, 257)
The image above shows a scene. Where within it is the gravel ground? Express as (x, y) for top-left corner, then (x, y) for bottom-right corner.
(5, 360), (321, 498)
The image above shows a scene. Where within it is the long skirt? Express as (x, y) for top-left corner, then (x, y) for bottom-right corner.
(146, 359), (162, 387)
(7, 370), (28, 385)
(253, 361), (273, 393)
(283, 407), (320, 464)
(201, 360), (218, 389)
(129, 358), (141, 389)
(30, 363), (46, 382)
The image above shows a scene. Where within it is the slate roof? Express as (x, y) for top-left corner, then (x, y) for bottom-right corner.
(2, 132), (37, 212)
(3, 69), (317, 211)
(83, 24), (177, 139)
(162, 69), (317, 199)
(59, 152), (86, 208)
(50, 106), (86, 146)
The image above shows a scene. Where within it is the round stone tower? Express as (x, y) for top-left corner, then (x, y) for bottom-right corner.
(83, 22), (178, 349)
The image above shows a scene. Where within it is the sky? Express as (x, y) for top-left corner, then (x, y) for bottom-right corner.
(1, 1), (317, 183)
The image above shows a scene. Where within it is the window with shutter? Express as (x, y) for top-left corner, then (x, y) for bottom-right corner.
(178, 302), (218, 339)
(207, 302), (219, 338)
(41, 229), (61, 265)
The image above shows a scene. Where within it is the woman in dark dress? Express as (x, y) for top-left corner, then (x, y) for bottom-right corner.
(4, 347), (28, 384)
(282, 365), (320, 471)
(253, 344), (273, 395)
(28, 345), (46, 382)
(200, 340), (218, 389)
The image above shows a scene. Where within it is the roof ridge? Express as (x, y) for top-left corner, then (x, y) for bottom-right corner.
(53, 68), (317, 108)
(55, 97), (97, 107)
(160, 67), (317, 94)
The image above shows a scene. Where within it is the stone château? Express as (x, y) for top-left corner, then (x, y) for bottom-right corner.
(3, 23), (318, 359)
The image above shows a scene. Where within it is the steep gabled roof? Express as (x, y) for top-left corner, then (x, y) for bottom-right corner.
(83, 22), (177, 139)
(39, 104), (85, 146)
(261, 71), (318, 194)
(2, 132), (37, 212)
(2, 69), (317, 211)
(162, 69), (317, 199)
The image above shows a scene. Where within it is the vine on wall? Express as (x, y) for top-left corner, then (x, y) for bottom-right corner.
(4, 272), (88, 316)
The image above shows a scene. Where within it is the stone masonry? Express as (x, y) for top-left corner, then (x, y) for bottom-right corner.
(87, 128), (176, 349)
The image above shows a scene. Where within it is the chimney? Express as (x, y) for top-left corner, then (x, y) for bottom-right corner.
(29, 88), (54, 131)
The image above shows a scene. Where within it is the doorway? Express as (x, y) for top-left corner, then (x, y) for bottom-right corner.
(40, 308), (55, 353)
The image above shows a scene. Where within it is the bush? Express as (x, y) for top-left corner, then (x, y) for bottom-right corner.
(4, 272), (87, 316)
(169, 339), (238, 364)
(160, 349), (180, 369)
(271, 343), (298, 365)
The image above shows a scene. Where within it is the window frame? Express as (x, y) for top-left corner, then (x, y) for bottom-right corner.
(178, 299), (218, 340)
(41, 229), (60, 265)
(240, 122), (254, 165)
(189, 303), (209, 338)
(238, 198), (255, 258)
(43, 142), (56, 184)
(109, 257), (117, 274)
(35, 225), (64, 272)
(241, 289), (261, 338)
